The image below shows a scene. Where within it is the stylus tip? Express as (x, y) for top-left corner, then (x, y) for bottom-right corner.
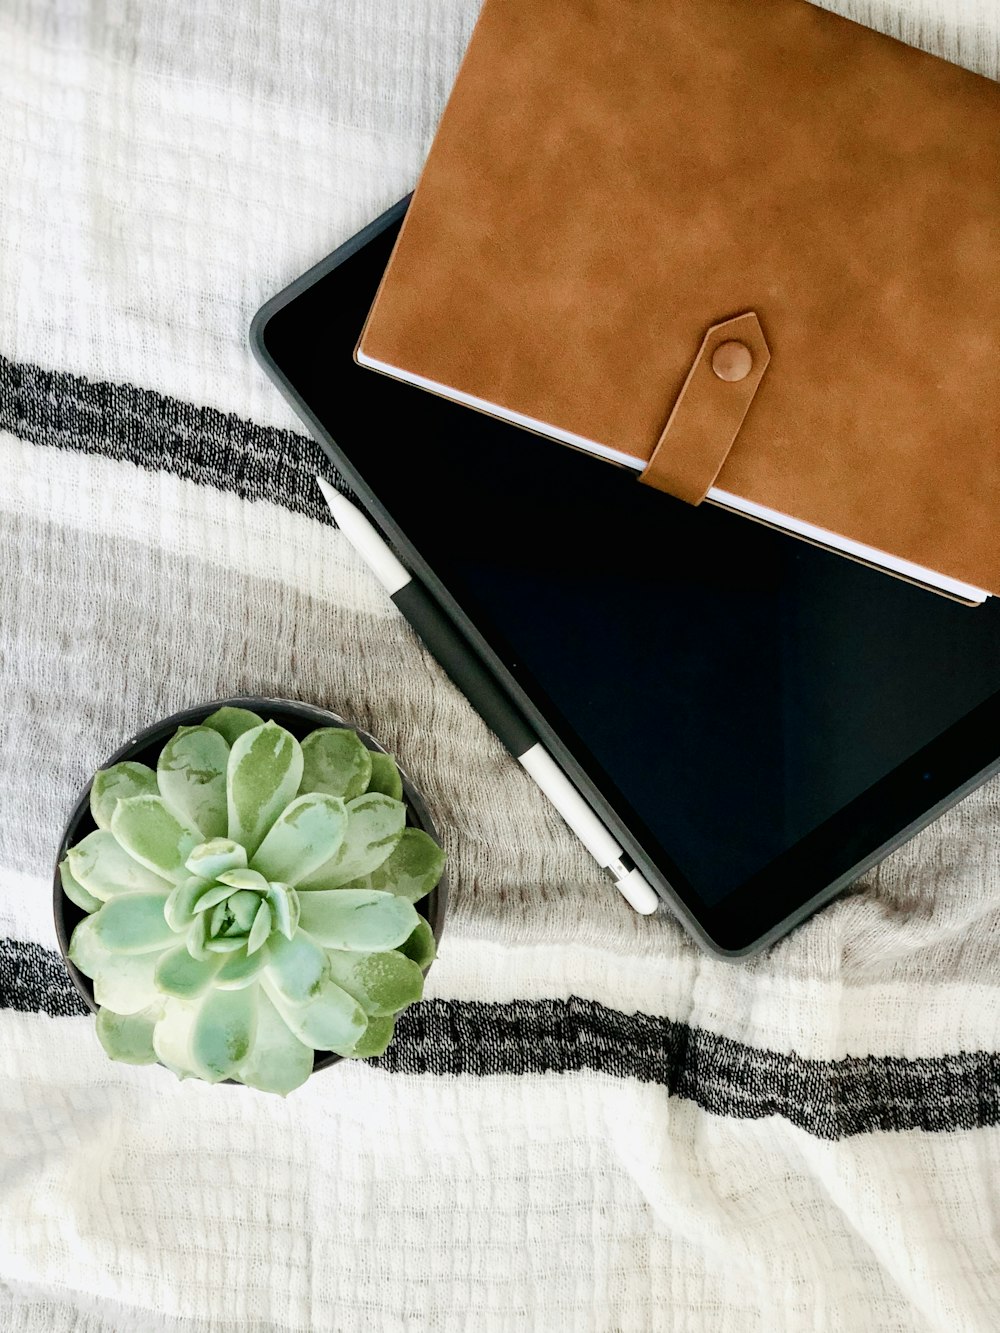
(315, 474), (339, 509)
(314, 474), (411, 595)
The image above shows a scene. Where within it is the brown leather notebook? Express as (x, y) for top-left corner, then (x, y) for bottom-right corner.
(357, 0), (1000, 602)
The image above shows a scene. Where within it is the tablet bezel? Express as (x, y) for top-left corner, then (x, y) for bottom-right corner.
(251, 198), (1000, 956)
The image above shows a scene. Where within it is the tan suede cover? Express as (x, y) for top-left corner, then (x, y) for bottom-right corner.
(358, 0), (1000, 594)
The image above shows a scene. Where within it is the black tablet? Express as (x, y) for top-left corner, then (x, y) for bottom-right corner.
(251, 199), (1000, 957)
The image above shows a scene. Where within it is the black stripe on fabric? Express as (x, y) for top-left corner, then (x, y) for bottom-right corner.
(0, 351), (350, 520)
(381, 999), (1000, 1138)
(4, 937), (999, 1139)
(0, 938), (89, 1018)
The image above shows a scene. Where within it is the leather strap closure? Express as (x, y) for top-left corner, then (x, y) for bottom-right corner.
(639, 313), (771, 504)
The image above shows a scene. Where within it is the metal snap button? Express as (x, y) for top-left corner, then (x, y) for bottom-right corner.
(712, 341), (753, 382)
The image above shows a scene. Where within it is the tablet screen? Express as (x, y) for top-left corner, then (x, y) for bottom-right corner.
(258, 207), (1000, 948)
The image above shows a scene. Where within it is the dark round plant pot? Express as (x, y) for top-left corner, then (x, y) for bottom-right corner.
(53, 697), (448, 1079)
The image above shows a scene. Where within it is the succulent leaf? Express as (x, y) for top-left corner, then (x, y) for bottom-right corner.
(152, 998), (200, 1079)
(59, 857), (103, 914)
(266, 976), (367, 1054)
(299, 728), (372, 801)
(185, 839), (247, 879)
(155, 944), (223, 998)
(397, 916), (437, 970)
(250, 793), (347, 885)
(111, 796), (202, 885)
(156, 726), (230, 839)
(347, 1013), (396, 1059)
(94, 954), (163, 1013)
(365, 751), (403, 801)
(189, 986), (258, 1081)
(186, 912), (211, 961)
(164, 877), (212, 931)
(68, 830), (173, 901)
(96, 1004), (161, 1065)
(214, 944), (270, 990)
(89, 892), (174, 955)
(202, 706), (264, 746)
(226, 722), (303, 857)
(216, 867), (270, 893)
(324, 948), (424, 1017)
(265, 882), (296, 940)
(246, 900), (272, 955)
(205, 935), (247, 954)
(236, 990), (313, 1095)
(67, 912), (111, 977)
(297, 889), (418, 952)
(69, 915), (163, 1013)
(361, 828), (446, 904)
(90, 762), (159, 831)
(264, 929), (329, 1004)
(193, 882), (242, 914)
(297, 793), (406, 889)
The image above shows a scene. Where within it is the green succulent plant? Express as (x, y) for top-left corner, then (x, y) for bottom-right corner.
(60, 707), (444, 1094)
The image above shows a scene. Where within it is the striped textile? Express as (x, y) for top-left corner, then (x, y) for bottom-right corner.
(2, 1), (1000, 1329)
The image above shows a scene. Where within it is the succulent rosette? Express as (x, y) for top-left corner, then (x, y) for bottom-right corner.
(60, 707), (444, 1094)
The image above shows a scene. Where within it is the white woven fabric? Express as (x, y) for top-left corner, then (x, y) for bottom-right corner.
(2, 1), (1000, 1329)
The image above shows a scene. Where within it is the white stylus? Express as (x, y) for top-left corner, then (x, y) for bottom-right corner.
(316, 477), (660, 914)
